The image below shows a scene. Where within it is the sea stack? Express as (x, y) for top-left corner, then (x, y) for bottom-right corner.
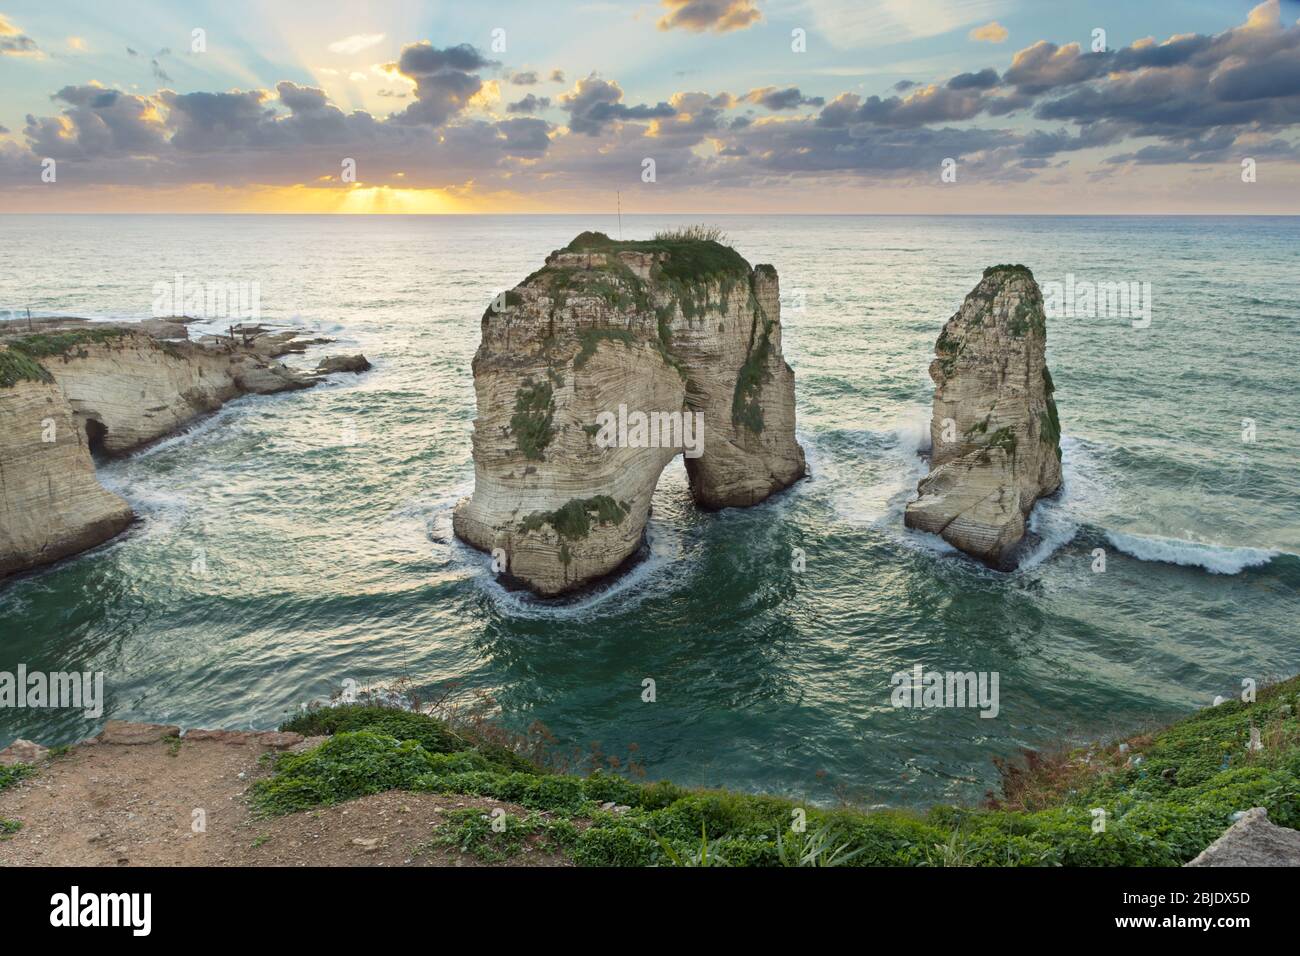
(904, 265), (1062, 569)
(453, 231), (806, 596)
(0, 320), (369, 580)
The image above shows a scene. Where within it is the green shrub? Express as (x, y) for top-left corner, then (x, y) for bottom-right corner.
(0, 764), (35, 792)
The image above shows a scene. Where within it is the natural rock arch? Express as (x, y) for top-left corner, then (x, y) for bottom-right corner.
(453, 233), (806, 596)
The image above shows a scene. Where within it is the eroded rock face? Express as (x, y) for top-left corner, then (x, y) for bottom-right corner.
(453, 232), (806, 596)
(0, 321), (368, 580)
(0, 360), (133, 579)
(904, 266), (1062, 568)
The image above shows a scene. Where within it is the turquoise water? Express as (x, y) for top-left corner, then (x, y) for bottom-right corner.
(1, 214), (1297, 808)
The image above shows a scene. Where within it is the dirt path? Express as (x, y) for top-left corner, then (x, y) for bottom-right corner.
(0, 723), (570, 867)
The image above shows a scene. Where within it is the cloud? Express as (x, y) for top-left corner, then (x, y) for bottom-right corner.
(387, 42), (496, 127)
(947, 68), (1000, 90)
(496, 117), (552, 155)
(67, 36), (87, 52)
(328, 34), (385, 55)
(745, 87), (825, 110)
(657, 0), (762, 34)
(507, 93), (551, 114)
(549, 69), (565, 83)
(25, 86), (169, 158)
(6, 4), (1300, 202)
(510, 71), (539, 85)
(970, 21), (1008, 43)
(560, 74), (675, 135)
(0, 14), (41, 56)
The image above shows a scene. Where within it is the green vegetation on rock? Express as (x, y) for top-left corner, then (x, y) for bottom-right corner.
(1009, 299), (1046, 338)
(732, 282), (774, 433)
(986, 426), (1018, 458)
(983, 264), (1035, 281)
(510, 379), (556, 460)
(519, 495), (628, 541)
(573, 328), (635, 368)
(0, 348), (54, 388)
(563, 231), (750, 286)
(6, 327), (130, 360)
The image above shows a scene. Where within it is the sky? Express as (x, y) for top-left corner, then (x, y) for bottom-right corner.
(0, 0), (1298, 213)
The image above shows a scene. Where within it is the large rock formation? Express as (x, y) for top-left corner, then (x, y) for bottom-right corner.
(453, 232), (805, 596)
(904, 265), (1062, 568)
(0, 320), (367, 580)
(0, 357), (133, 578)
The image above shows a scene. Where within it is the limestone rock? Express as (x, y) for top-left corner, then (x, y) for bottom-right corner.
(453, 232), (805, 596)
(96, 721), (181, 745)
(904, 265), (1062, 569)
(316, 354), (372, 375)
(0, 738), (49, 765)
(1186, 808), (1300, 866)
(0, 322), (369, 580)
(182, 728), (304, 749)
(0, 358), (134, 579)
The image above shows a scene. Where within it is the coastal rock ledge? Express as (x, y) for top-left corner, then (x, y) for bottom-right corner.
(0, 319), (368, 580)
(453, 232), (806, 596)
(904, 266), (1062, 568)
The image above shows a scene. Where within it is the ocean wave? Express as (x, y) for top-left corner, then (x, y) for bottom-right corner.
(461, 516), (687, 620)
(1017, 434), (1114, 570)
(1104, 530), (1280, 575)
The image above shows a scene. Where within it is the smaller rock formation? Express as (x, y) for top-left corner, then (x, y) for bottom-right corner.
(316, 354), (372, 375)
(1, 320), (368, 581)
(1186, 807), (1300, 866)
(904, 265), (1062, 568)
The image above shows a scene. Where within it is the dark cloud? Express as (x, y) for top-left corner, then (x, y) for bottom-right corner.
(560, 74), (674, 135)
(745, 87), (825, 110)
(947, 68), (999, 91)
(816, 86), (987, 128)
(387, 42), (495, 127)
(158, 89), (275, 151)
(549, 69), (565, 83)
(657, 0), (761, 34)
(509, 71), (539, 85)
(507, 93), (551, 114)
(25, 86), (168, 158)
(0, 33), (39, 56)
(496, 117), (551, 155)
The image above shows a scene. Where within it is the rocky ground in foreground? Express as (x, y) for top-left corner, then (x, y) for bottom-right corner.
(0, 723), (568, 867)
(1, 676), (1297, 867)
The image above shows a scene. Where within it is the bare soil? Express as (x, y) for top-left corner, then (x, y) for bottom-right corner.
(0, 735), (571, 867)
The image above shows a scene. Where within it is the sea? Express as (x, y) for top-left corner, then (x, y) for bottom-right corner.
(1, 213), (1296, 808)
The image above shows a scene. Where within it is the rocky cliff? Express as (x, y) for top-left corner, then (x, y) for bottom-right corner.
(453, 232), (806, 596)
(904, 265), (1062, 568)
(0, 320), (367, 580)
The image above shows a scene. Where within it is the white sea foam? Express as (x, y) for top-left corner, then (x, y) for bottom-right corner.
(1017, 434), (1114, 571)
(461, 516), (685, 620)
(1105, 531), (1279, 575)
